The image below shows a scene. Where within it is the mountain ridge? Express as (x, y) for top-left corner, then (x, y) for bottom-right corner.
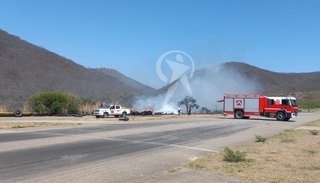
(221, 62), (320, 95)
(1, 29), (319, 109)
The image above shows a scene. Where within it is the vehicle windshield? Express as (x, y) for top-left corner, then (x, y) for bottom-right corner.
(282, 99), (289, 105)
(290, 99), (297, 107)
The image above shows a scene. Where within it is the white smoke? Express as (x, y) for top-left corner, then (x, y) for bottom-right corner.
(133, 64), (260, 113)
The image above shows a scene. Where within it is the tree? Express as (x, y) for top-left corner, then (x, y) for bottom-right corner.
(178, 96), (199, 115)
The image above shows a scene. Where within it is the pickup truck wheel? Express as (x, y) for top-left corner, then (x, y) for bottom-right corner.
(96, 116), (100, 118)
(276, 112), (286, 121)
(234, 110), (244, 119)
(103, 112), (109, 118)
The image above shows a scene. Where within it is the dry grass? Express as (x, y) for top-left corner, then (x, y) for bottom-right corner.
(167, 167), (182, 173)
(188, 130), (320, 183)
(22, 101), (32, 112)
(0, 104), (10, 112)
(0, 122), (81, 129)
(80, 103), (100, 114)
(306, 119), (320, 127)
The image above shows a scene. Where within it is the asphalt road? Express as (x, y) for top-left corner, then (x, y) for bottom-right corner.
(0, 113), (319, 183)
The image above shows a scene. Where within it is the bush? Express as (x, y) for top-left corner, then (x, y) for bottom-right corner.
(309, 129), (319, 135)
(223, 147), (246, 162)
(29, 91), (80, 115)
(299, 100), (320, 110)
(255, 135), (267, 142)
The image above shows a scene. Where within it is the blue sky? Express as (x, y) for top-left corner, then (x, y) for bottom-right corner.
(1, 0), (320, 88)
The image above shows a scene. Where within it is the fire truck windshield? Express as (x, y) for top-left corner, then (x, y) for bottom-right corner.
(290, 99), (297, 107)
(282, 99), (297, 106)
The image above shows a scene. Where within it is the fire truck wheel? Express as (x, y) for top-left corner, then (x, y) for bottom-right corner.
(234, 110), (244, 119)
(103, 112), (109, 118)
(275, 112), (286, 121)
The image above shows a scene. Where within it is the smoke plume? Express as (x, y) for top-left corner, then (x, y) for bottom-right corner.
(133, 64), (260, 113)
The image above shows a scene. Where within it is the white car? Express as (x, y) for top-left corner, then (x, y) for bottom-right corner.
(94, 105), (130, 118)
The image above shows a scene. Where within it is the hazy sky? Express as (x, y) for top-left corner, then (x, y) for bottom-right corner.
(1, 0), (320, 88)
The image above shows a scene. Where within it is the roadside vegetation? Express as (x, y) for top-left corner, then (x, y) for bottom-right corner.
(0, 104), (10, 112)
(27, 91), (100, 116)
(188, 128), (320, 183)
(255, 135), (267, 142)
(309, 129), (319, 135)
(299, 99), (320, 112)
(79, 98), (100, 115)
(222, 147), (246, 162)
(1, 91), (100, 117)
(29, 91), (80, 115)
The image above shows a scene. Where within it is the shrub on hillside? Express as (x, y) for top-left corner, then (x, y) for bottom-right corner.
(29, 92), (80, 115)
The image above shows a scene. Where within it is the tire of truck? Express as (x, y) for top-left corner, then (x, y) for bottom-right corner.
(234, 110), (244, 119)
(103, 112), (109, 118)
(96, 115), (100, 118)
(14, 110), (23, 117)
(275, 112), (286, 121)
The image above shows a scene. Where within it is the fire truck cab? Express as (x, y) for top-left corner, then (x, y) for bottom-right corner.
(223, 94), (298, 121)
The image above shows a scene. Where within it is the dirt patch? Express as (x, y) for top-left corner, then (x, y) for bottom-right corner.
(188, 130), (320, 183)
(0, 114), (221, 128)
(305, 119), (320, 127)
(0, 122), (81, 129)
(128, 114), (221, 121)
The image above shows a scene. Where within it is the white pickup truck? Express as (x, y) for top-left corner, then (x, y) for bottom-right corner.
(94, 105), (130, 118)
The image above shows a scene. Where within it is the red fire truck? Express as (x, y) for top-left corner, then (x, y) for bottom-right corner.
(222, 94), (298, 121)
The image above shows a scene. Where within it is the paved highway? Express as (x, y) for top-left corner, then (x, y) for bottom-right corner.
(0, 113), (319, 183)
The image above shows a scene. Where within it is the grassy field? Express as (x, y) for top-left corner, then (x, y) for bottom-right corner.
(188, 121), (320, 183)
